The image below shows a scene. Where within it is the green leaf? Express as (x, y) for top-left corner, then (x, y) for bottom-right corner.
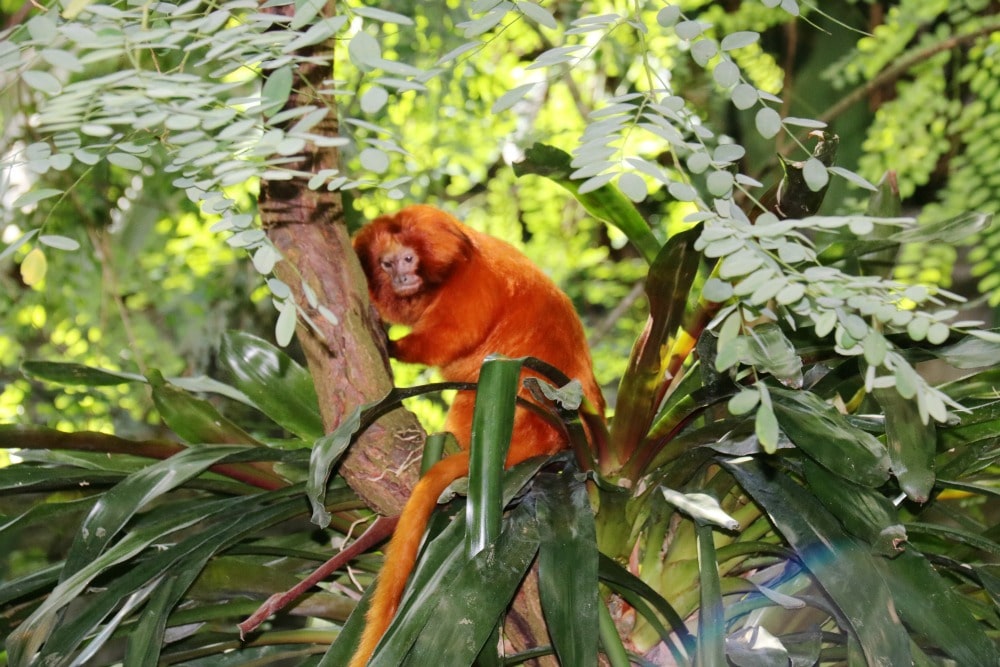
(369, 458), (549, 665)
(770, 386), (890, 487)
(754, 107), (781, 138)
(261, 65), (294, 115)
(802, 460), (906, 557)
(513, 143), (661, 264)
(725, 459), (912, 666)
(536, 470), (599, 667)
(219, 331), (323, 440)
(307, 405), (362, 526)
(402, 503), (540, 666)
(882, 551), (1000, 666)
(22, 360), (143, 386)
(11, 189), (62, 208)
(148, 371), (262, 446)
(614, 228), (701, 467)
(741, 323), (802, 388)
(22, 70), (62, 94)
(61, 446), (253, 578)
(466, 356), (521, 556)
(598, 554), (694, 660)
(695, 521), (726, 667)
(873, 387), (936, 502)
(38, 234), (80, 251)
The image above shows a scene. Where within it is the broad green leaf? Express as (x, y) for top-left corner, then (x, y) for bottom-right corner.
(770, 386), (890, 487)
(882, 551), (1000, 666)
(401, 503), (540, 666)
(874, 388), (935, 502)
(802, 460), (906, 557)
(368, 458), (550, 665)
(219, 331), (323, 440)
(466, 357), (520, 555)
(536, 470), (599, 667)
(61, 446), (254, 578)
(148, 371), (262, 446)
(613, 228), (701, 463)
(725, 459), (912, 666)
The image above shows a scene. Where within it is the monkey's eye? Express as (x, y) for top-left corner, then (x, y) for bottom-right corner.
(380, 260), (392, 270)
(404, 254), (415, 264)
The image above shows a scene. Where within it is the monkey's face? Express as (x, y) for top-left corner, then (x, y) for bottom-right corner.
(378, 243), (422, 296)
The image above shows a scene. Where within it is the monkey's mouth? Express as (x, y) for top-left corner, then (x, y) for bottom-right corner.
(393, 281), (422, 297)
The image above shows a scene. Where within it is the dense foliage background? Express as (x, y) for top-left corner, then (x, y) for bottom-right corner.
(1, 0), (999, 665)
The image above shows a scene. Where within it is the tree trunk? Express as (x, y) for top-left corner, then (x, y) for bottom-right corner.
(257, 1), (420, 516)
(257, 2), (551, 657)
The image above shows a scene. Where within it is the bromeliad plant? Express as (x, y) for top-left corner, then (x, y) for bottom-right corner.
(5, 137), (999, 666)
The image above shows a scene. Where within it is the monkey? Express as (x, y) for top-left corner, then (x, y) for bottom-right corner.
(348, 204), (604, 666)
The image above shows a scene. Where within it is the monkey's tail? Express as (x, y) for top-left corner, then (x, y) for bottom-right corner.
(348, 451), (471, 667)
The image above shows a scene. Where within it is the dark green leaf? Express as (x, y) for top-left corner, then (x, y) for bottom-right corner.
(615, 228), (702, 470)
(598, 554), (695, 659)
(802, 460), (906, 557)
(724, 459), (912, 666)
(307, 404), (362, 526)
(367, 458), (550, 666)
(467, 356), (521, 556)
(536, 470), (599, 667)
(219, 331), (324, 440)
(882, 551), (999, 666)
(148, 371), (261, 445)
(21, 360), (142, 386)
(402, 502), (540, 666)
(61, 446), (253, 578)
(873, 388), (935, 502)
(770, 386), (890, 487)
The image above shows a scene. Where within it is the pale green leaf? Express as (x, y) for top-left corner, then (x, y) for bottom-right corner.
(38, 235), (80, 251)
(22, 70), (62, 95)
(755, 107), (782, 138)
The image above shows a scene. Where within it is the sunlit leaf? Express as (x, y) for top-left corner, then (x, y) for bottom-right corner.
(21, 247), (47, 286)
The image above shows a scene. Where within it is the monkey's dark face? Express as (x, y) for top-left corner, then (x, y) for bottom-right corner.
(378, 243), (422, 296)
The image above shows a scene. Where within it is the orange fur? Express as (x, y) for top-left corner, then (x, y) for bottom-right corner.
(349, 205), (604, 665)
